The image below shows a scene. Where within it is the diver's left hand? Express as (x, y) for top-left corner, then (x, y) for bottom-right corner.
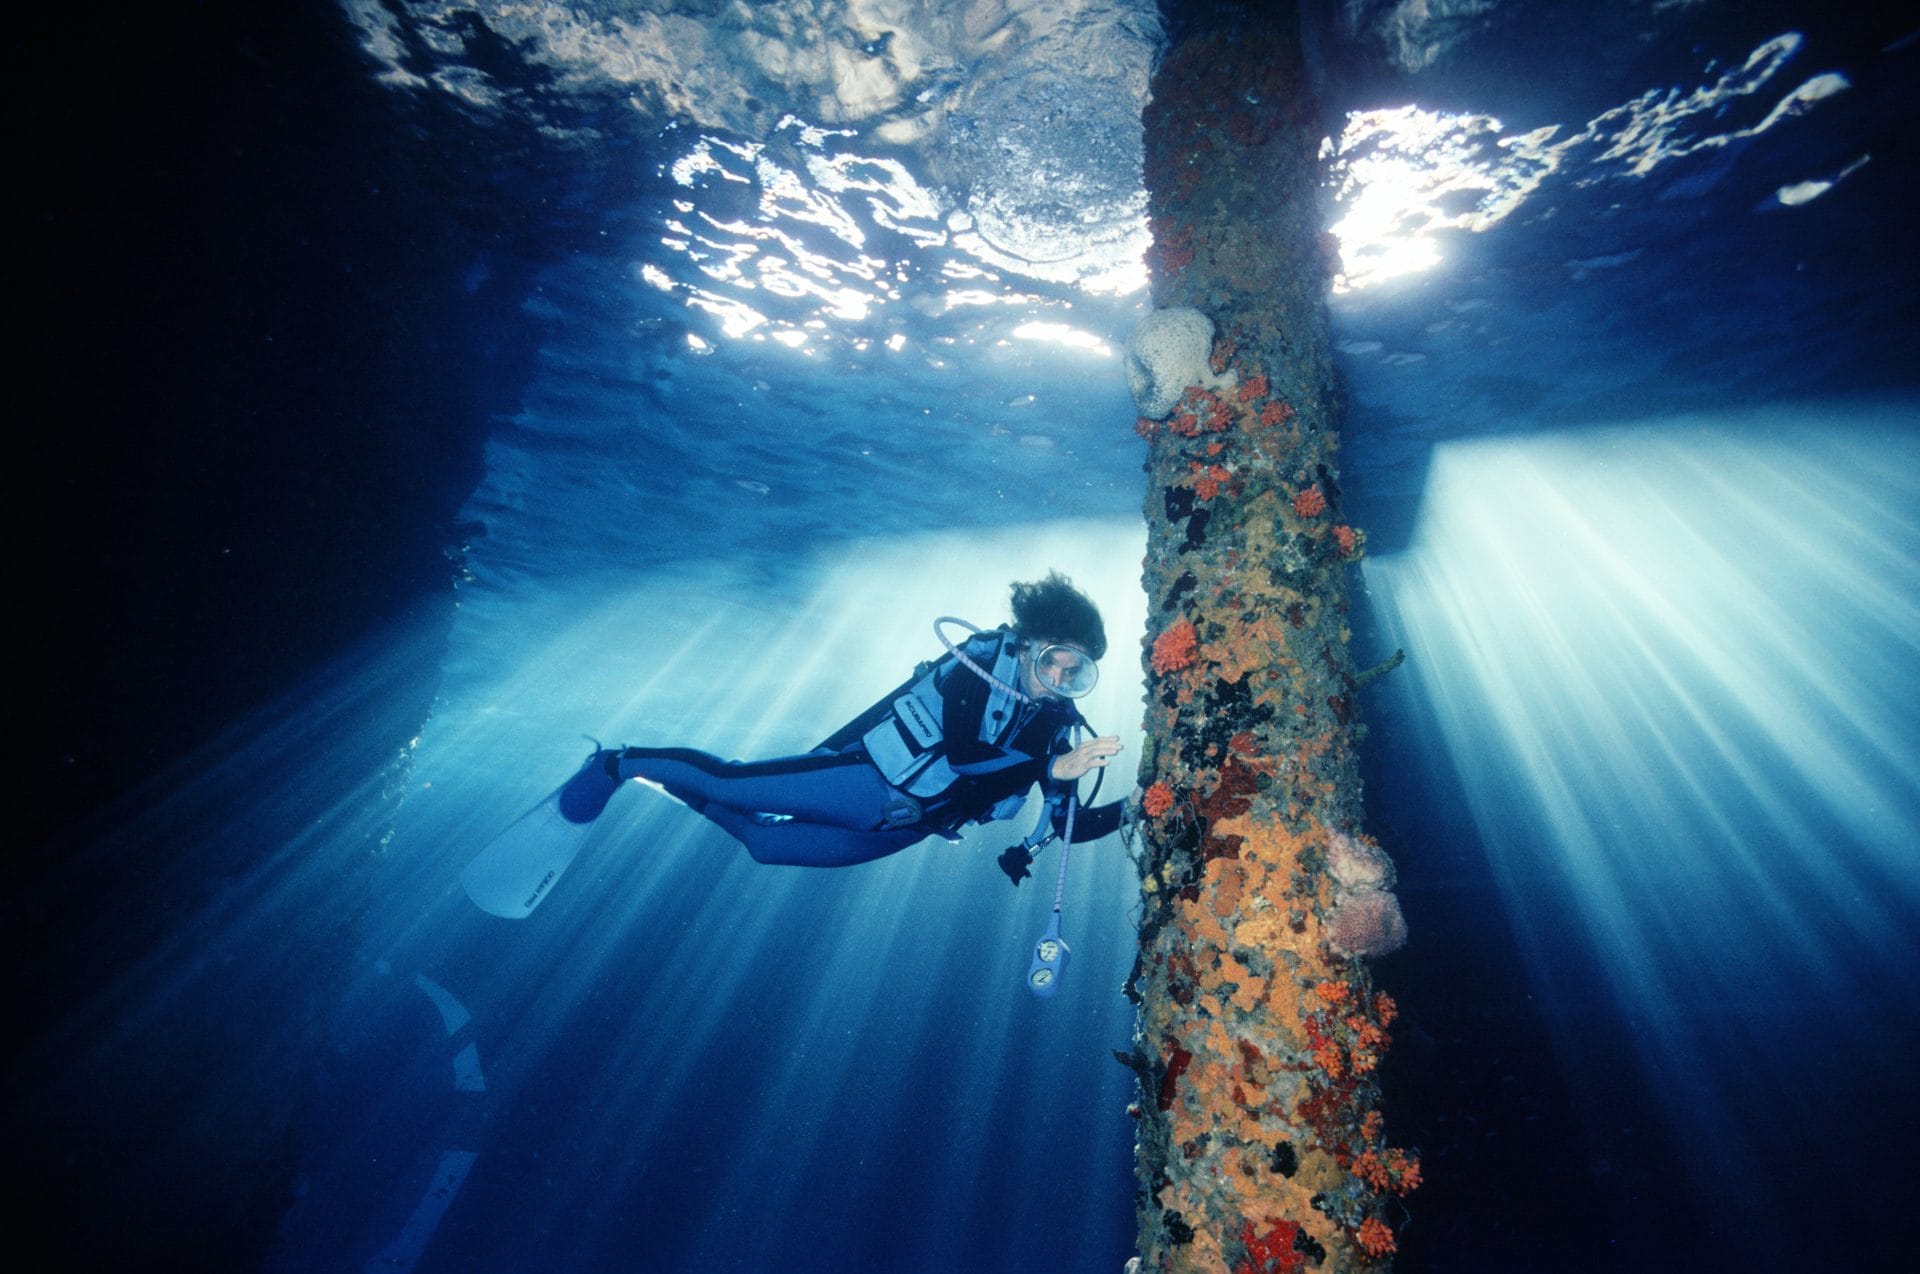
(1051, 735), (1124, 782)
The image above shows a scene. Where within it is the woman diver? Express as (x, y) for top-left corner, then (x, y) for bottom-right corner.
(556, 572), (1130, 872)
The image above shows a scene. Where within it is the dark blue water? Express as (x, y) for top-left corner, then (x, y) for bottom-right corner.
(14, 1), (1917, 1270)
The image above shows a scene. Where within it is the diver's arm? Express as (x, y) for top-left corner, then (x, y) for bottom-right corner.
(1049, 792), (1129, 842)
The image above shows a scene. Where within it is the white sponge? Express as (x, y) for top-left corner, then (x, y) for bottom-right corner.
(1124, 307), (1238, 419)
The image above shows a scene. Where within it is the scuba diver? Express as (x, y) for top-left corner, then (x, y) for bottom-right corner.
(554, 572), (1131, 875)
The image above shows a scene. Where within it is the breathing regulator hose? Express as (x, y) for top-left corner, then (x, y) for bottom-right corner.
(1021, 723), (1075, 997)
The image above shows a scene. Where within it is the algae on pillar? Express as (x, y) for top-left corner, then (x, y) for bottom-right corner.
(1122, 11), (1418, 1271)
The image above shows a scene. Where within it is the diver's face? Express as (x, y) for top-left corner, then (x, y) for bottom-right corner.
(1026, 642), (1092, 700)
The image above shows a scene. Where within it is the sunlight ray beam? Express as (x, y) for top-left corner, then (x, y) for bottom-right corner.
(356, 518), (1150, 1263)
(1363, 403), (1920, 1234)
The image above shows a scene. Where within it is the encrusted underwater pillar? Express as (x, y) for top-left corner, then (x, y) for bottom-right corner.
(1121, 12), (1418, 1272)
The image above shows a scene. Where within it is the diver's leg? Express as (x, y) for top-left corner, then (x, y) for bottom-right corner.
(612, 747), (896, 830)
(698, 804), (923, 867)
(557, 747), (625, 824)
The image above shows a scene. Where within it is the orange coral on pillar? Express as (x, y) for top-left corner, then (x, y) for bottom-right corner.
(1354, 1218), (1397, 1259)
(1151, 619), (1199, 674)
(1258, 399), (1295, 429)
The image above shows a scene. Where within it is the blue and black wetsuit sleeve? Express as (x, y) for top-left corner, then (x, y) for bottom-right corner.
(1051, 792), (1127, 842)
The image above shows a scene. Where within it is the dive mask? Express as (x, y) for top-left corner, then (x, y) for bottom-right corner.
(1032, 642), (1099, 699)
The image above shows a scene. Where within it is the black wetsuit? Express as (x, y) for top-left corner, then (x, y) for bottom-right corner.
(613, 633), (1124, 866)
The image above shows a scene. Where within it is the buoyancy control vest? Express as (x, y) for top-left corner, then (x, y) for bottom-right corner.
(861, 629), (1045, 808)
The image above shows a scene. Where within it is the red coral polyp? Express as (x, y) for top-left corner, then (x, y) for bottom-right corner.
(1292, 485), (1327, 518)
(1151, 620), (1199, 674)
(1355, 1217), (1397, 1258)
(1353, 1147), (1421, 1193)
(1142, 782), (1175, 818)
(1193, 464), (1231, 500)
(1313, 980), (1353, 1006)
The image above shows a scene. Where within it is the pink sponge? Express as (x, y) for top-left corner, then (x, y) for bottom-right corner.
(1328, 887), (1408, 959)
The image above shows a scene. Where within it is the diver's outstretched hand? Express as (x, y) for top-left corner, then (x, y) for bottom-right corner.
(1051, 734), (1124, 782)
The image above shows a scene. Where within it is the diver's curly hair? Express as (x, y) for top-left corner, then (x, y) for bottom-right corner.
(1009, 572), (1107, 660)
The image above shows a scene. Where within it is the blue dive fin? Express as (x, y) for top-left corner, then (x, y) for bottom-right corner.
(461, 781), (599, 918)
